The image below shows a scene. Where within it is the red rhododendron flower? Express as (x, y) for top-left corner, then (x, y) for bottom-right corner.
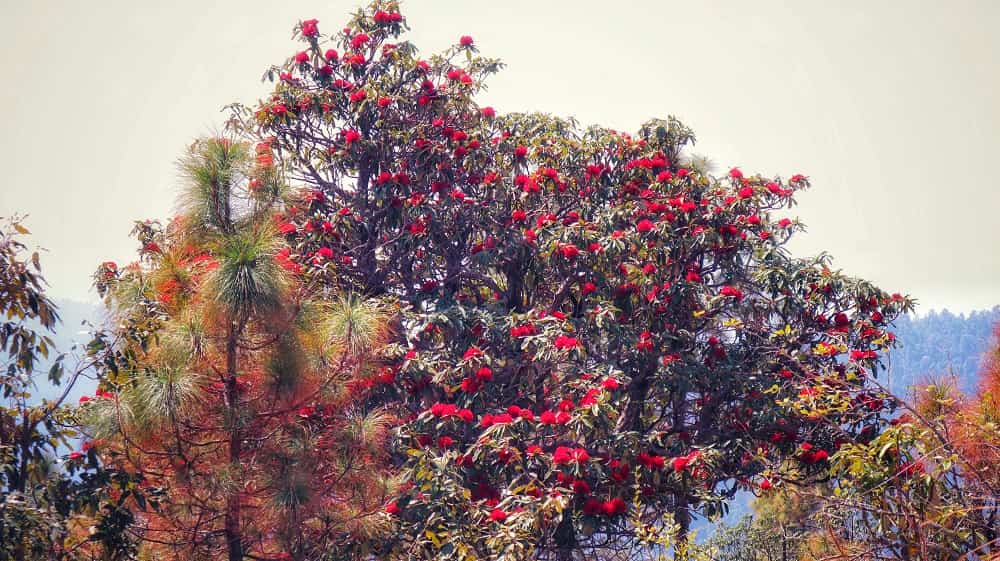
(720, 285), (744, 301)
(489, 508), (507, 522)
(481, 106), (496, 118)
(554, 335), (579, 350)
(459, 35), (475, 47)
(343, 129), (361, 145)
(638, 452), (665, 470)
(559, 244), (580, 259)
(636, 219), (654, 233)
(295, 51), (309, 64)
(601, 377), (621, 391)
(462, 346), (484, 360)
(429, 402), (459, 417)
(510, 323), (536, 337)
(350, 33), (370, 50)
(385, 502), (400, 515)
(373, 10), (403, 24)
(301, 19), (319, 37)
(636, 332), (654, 352)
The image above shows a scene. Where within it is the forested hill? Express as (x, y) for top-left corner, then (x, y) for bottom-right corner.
(886, 307), (999, 396)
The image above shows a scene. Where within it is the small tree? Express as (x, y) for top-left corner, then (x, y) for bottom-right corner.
(228, 3), (914, 559)
(0, 217), (136, 561)
(84, 138), (398, 561)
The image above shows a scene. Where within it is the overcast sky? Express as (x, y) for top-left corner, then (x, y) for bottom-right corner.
(1, 0), (997, 312)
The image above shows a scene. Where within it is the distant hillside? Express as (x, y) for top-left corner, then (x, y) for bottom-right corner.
(886, 307), (999, 396)
(29, 298), (101, 403)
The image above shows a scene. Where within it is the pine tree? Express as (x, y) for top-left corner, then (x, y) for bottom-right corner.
(84, 138), (398, 561)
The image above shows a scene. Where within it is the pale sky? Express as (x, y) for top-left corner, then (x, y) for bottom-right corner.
(1, 0), (997, 312)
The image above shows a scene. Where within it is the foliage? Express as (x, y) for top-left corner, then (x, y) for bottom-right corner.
(821, 325), (1000, 561)
(225, 3), (915, 559)
(0, 216), (137, 561)
(84, 139), (398, 561)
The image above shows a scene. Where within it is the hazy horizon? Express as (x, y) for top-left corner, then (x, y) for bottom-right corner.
(2, 0), (998, 312)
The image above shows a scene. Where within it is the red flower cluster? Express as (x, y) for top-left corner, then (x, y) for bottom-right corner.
(429, 402), (474, 422)
(301, 18), (319, 37)
(583, 497), (627, 517)
(720, 285), (744, 301)
(554, 335), (579, 350)
(798, 443), (829, 464)
(510, 323), (537, 337)
(637, 452), (665, 470)
(553, 446), (590, 465)
(373, 10), (403, 24)
(671, 450), (700, 473)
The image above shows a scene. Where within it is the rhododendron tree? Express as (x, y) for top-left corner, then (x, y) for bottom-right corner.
(84, 138), (398, 561)
(227, 2), (914, 559)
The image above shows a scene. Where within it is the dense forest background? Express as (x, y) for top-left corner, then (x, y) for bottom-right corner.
(888, 307), (999, 395)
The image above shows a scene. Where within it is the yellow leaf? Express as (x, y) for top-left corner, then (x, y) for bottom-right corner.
(425, 530), (441, 548)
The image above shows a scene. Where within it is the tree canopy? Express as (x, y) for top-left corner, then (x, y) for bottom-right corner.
(223, 2), (915, 558)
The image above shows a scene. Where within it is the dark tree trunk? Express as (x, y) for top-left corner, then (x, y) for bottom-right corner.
(553, 511), (576, 561)
(224, 328), (243, 561)
(673, 495), (691, 559)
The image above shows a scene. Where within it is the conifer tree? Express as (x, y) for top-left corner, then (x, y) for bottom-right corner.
(85, 138), (398, 561)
